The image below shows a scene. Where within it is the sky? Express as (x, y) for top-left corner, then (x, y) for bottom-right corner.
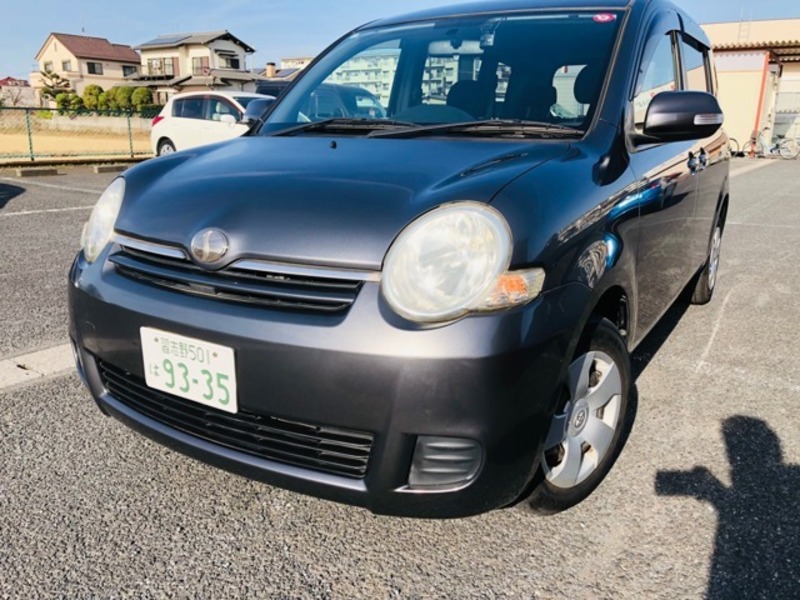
(2, 0), (799, 80)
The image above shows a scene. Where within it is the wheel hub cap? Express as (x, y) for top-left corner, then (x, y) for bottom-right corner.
(542, 350), (623, 490)
(568, 400), (590, 436)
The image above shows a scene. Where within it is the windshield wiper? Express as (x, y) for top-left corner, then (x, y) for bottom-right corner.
(369, 119), (583, 139)
(271, 118), (418, 137)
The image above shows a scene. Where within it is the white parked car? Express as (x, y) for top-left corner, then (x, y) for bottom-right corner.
(150, 91), (274, 156)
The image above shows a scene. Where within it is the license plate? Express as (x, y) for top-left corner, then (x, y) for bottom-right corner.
(140, 327), (238, 414)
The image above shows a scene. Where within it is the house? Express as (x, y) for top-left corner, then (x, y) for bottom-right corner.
(130, 31), (256, 102)
(703, 18), (800, 143)
(30, 33), (141, 101)
(0, 77), (36, 106)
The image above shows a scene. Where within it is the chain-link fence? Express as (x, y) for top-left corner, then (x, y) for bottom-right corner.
(0, 107), (155, 164)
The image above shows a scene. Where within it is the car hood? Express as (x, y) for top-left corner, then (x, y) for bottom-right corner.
(117, 136), (569, 270)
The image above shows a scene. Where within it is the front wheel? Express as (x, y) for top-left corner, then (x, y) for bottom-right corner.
(779, 138), (800, 160)
(527, 318), (632, 515)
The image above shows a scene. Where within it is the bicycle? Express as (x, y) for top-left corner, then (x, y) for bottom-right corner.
(728, 137), (741, 157)
(742, 127), (800, 160)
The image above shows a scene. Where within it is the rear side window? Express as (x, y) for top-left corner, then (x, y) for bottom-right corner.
(681, 36), (710, 93)
(633, 34), (678, 127)
(173, 97), (206, 120)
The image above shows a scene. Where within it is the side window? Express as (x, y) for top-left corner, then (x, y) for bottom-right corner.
(172, 99), (184, 117)
(173, 97), (206, 119)
(633, 33), (678, 127)
(207, 98), (240, 121)
(681, 36), (710, 93)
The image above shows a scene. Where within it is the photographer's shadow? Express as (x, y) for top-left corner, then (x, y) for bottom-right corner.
(655, 417), (800, 599)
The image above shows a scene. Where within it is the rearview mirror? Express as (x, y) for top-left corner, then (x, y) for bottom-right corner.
(241, 97), (276, 126)
(638, 91), (724, 144)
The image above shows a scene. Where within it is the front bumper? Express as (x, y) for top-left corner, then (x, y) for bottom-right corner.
(69, 251), (590, 518)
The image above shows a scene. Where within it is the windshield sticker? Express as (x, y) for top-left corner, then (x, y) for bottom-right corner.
(593, 13), (617, 23)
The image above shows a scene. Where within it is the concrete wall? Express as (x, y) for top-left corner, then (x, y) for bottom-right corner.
(714, 51), (767, 144)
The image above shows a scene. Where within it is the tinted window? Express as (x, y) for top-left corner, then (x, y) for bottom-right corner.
(310, 91), (345, 120)
(633, 34), (677, 127)
(235, 96), (262, 109)
(323, 40), (400, 109)
(174, 97), (206, 120)
(553, 65), (599, 121)
(207, 97), (240, 121)
(681, 37), (709, 93)
(267, 11), (622, 132)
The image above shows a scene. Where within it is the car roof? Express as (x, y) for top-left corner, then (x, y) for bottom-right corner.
(363, 0), (637, 29)
(170, 91), (270, 100)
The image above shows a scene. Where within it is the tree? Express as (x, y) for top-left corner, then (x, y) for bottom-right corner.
(82, 84), (104, 110)
(131, 87), (152, 110)
(2, 87), (26, 106)
(39, 70), (71, 100)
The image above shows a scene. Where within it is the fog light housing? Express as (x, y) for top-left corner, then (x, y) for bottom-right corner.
(70, 338), (88, 388)
(408, 436), (482, 490)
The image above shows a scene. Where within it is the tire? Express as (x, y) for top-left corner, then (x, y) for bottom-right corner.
(779, 138), (800, 160)
(157, 139), (176, 156)
(527, 318), (632, 515)
(690, 216), (723, 305)
(728, 138), (740, 157)
(742, 141), (761, 158)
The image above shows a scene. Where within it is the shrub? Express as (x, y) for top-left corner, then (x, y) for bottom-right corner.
(114, 86), (134, 110)
(104, 88), (118, 110)
(55, 92), (71, 110)
(68, 94), (84, 111)
(131, 87), (153, 110)
(83, 84), (104, 110)
(97, 92), (109, 111)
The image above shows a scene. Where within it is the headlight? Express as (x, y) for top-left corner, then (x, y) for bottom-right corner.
(382, 202), (545, 323)
(80, 177), (125, 263)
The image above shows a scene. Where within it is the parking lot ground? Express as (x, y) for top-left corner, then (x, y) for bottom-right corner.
(0, 160), (798, 598)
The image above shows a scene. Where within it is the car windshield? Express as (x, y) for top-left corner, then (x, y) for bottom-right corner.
(263, 11), (623, 137)
(235, 96), (264, 109)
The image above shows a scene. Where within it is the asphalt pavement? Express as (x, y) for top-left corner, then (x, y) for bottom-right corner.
(0, 160), (798, 599)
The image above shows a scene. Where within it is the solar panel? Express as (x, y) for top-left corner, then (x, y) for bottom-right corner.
(140, 34), (189, 47)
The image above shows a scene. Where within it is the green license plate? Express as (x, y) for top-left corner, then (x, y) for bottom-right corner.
(140, 327), (238, 414)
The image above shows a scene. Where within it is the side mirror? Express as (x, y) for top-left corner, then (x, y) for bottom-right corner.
(219, 114), (237, 126)
(638, 91), (724, 144)
(241, 97), (276, 126)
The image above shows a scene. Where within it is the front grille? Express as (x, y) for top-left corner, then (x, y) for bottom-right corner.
(109, 244), (363, 313)
(98, 361), (374, 479)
